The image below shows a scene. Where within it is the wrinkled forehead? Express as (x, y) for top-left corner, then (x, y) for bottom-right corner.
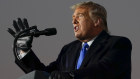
(72, 7), (89, 16)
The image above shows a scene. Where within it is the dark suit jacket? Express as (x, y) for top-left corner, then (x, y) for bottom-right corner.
(15, 31), (132, 79)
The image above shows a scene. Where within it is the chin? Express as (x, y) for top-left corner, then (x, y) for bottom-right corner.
(74, 33), (80, 38)
(75, 35), (84, 41)
(75, 32), (84, 39)
(75, 35), (89, 42)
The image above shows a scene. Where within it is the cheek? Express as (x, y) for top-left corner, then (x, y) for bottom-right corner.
(79, 20), (87, 30)
(81, 21), (92, 32)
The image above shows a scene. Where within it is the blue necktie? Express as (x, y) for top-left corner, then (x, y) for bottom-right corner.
(77, 42), (89, 69)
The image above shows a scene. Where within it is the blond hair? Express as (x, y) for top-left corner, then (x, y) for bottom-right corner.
(71, 1), (108, 32)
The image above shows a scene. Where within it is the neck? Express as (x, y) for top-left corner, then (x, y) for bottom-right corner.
(79, 29), (103, 42)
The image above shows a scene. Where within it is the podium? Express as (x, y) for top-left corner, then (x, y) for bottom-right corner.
(17, 70), (50, 79)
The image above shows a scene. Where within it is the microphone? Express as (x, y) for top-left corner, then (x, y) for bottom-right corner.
(34, 28), (57, 36)
(20, 28), (57, 37)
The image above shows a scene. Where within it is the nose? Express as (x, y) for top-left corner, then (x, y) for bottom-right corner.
(72, 18), (78, 24)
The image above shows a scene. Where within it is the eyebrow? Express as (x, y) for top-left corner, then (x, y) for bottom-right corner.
(72, 13), (85, 17)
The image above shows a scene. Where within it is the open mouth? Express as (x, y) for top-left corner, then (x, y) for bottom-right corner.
(74, 26), (79, 32)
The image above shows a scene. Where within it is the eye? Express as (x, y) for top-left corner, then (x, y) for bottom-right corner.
(78, 14), (84, 18)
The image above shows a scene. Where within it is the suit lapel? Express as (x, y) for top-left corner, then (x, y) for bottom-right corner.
(79, 31), (110, 69)
(66, 41), (82, 70)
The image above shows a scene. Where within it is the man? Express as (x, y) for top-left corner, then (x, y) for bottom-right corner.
(8, 1), (132, 79)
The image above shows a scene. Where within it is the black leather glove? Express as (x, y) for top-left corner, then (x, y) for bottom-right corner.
(49, 71), (74, 79)
(8, 18), (33, 52)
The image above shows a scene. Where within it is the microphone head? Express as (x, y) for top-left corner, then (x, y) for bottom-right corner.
(44, 28), (57, 36)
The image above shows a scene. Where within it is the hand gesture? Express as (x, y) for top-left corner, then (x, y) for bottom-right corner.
(8, 18), (33, 52)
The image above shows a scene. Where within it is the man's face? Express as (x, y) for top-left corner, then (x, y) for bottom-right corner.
(72, 7), (96, 42)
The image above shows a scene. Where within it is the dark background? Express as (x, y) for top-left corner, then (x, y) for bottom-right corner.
(0, 0), (139, 79)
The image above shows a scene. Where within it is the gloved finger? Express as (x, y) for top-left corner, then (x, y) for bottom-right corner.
(23, 18), (29, 29)
(13, 20), (20, 32)
(7, 28), (16, 37)
(18, 18), (25, 30)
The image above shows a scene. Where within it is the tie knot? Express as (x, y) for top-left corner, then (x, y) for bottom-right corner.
(83, 42), (89, 49)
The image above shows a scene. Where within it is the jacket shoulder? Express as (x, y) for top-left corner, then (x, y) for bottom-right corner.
(108, 35), (132, 49)
(109, 35), (131, 43)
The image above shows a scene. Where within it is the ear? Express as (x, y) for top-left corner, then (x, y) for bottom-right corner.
(94, 18), (101, 27)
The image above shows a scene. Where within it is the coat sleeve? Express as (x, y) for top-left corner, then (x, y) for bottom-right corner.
(15, 45), (68, 74)
(15, 49), (56, 73)
(72, 37), (132, 79)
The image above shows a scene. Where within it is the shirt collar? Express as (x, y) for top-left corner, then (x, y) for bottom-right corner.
(82, 36), (97, 47)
